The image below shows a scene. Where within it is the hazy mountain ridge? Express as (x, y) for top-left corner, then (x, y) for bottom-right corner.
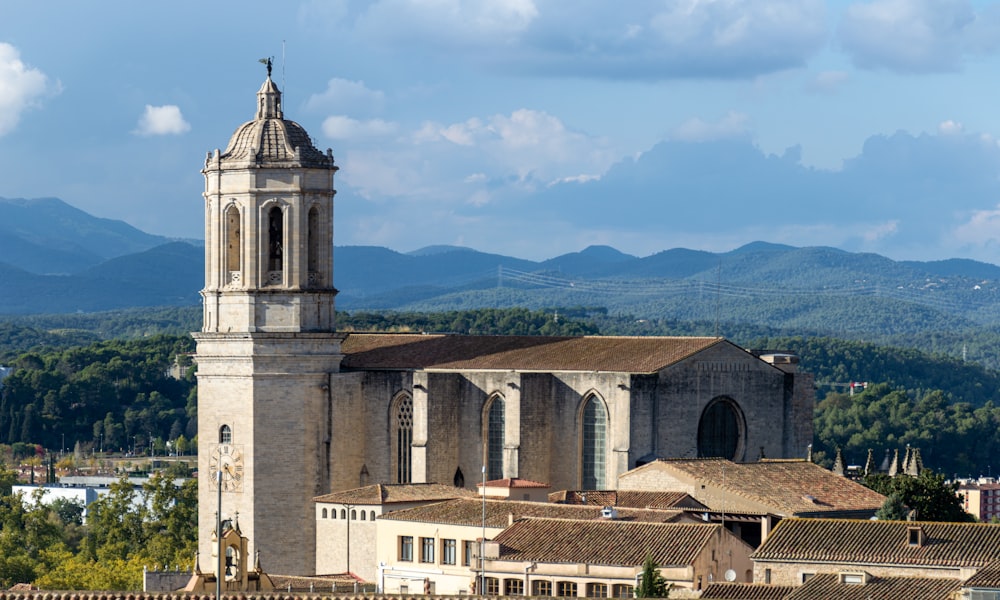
(5, 197), (1000, 339)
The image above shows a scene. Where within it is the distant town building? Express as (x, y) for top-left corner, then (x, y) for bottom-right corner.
(957, 478), (1000, 522)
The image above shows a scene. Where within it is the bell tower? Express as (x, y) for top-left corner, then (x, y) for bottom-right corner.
(194, 65), (344, 576)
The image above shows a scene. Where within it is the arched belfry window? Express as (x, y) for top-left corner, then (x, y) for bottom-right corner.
(486, 397), (505, 481)
(697, 397), (745, 460)
(266, 205), (284, 278)
(219, 425), (232, 444)
(393, 394), (413, 484)
(307, 206), (320, 286)
(581, 395), (607, 489)
(225, 205), (241, 284)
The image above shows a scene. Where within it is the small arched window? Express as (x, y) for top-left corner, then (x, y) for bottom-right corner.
(370, 510), (376, 521)
(321, 508), (328, 518)
(361, 511), (366, 521)
(219, 425), (232, 444)
(340, 509), (346, 519)
(351, 509), (357, 520)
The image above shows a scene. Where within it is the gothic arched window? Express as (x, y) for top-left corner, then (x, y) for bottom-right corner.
(393, 394), (413, 484)
(486, 397), (505, 481)
(307, 206), (319, 285)
(225, 205), (241, 283)
(219, 424), (232, 444)
(697, 397), (745, 460)
(266, 205), (283, 275)
(581, 395), (607, 489)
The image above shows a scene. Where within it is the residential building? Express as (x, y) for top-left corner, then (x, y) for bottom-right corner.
(751, 518), (1000, 586)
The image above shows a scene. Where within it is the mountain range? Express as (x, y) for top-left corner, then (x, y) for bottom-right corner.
(4, 196), (1000, 341)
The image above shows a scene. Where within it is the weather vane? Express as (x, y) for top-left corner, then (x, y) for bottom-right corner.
(259, 57), (273, 78)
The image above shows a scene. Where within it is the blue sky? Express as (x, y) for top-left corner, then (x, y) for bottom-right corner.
(5, 1), (1000, 263)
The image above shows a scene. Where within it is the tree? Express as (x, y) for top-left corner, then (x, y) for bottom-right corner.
(864, 470), (973, 522)
(875, 492), (909, 521)
(636, 554), (669, 598)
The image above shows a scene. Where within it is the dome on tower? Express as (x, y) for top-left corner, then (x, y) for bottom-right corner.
(219, 75), (332, 169)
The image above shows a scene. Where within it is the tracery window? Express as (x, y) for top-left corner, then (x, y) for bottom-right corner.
(582, 395), (607, 489)
(394, 394), (413, 483)
(486, 397), (505, 481)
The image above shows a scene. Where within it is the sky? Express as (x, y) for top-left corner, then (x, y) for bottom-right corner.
(5, 1), (1000, 263)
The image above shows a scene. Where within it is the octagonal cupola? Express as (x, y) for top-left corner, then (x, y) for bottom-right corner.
(201, 69), (338, 334)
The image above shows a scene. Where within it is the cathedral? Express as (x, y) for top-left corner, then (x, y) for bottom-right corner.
(195, 71), (815, 576)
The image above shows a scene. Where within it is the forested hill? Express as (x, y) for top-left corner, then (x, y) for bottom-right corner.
(2, 307), (1000, 477)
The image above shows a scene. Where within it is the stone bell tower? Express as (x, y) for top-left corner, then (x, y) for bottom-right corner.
(194, 64), (344, 576)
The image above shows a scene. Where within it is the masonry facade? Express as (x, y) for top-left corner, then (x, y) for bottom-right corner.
(195, 72), (816, 576)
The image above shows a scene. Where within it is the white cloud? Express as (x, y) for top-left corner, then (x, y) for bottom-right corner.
(671, 111), (751, 142)
(952, 205), (1000, 247)
(358, 0), (538, 48)
(805, 70), (849, 94)
(837, 0), (1000, 72)
(939, 120), (964, 135)
(133, 105), (190, 136)
(321, 115), (398, 140)
(305, 78), (386, 114)
(861, 219), (899, 242)
(0, 43), (53, 136)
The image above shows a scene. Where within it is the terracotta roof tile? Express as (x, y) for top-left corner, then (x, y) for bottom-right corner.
(313, 483), (474, 505)
(492, 518), (720, 567)
(381, 498), (684, 527)
(549, 490), (705, 510)
(341, 333), (724, 373)
(700, 582), (796, 600)
(753, 519), (1000, 568)
(785, 574), (960, 600)
(642, 459), (885, 516)
(964, 560), (1000, 588)
(481, 478), (549, 489)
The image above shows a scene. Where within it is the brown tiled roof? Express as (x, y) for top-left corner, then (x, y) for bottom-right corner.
(380, 497), (684, 527)
(642, 459), (885, 516)
(700, 582), (795, 600)
(341, 333), (724, 373)
(753, 519), (1000, 568)
(313, 482), (474, 505)
(785, 574), (960, 600)
(481, 477), (549, 489)
(493, 518), (721, 567)
(963, 560), (1000, 589)
(269, 572), (370, 590)
(549, 490), (706, 510)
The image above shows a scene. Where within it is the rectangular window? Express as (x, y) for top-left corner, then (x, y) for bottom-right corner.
(611, 585), (633, 598)
(442, 539), (457, 565)
(532, 581), (552, 596)
(801, 573), (814, 584)
(557, 581), (577, 597)
(764, 569), (771, 584)
(421, 537), (435, 563)
(463, 541), (474, 566)
(485, 577), (500, 596)
(399, 536), (413, 562)
(586, 583), (607, 597)
(504, 579), (524, 596)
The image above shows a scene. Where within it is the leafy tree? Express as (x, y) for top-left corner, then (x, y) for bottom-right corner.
(864, 471), (973, 522)
(874, 492), (908, 521)
(636, 554), (670, 598)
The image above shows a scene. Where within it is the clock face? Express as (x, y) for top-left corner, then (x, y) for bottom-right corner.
(208, 444), (244, 492)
